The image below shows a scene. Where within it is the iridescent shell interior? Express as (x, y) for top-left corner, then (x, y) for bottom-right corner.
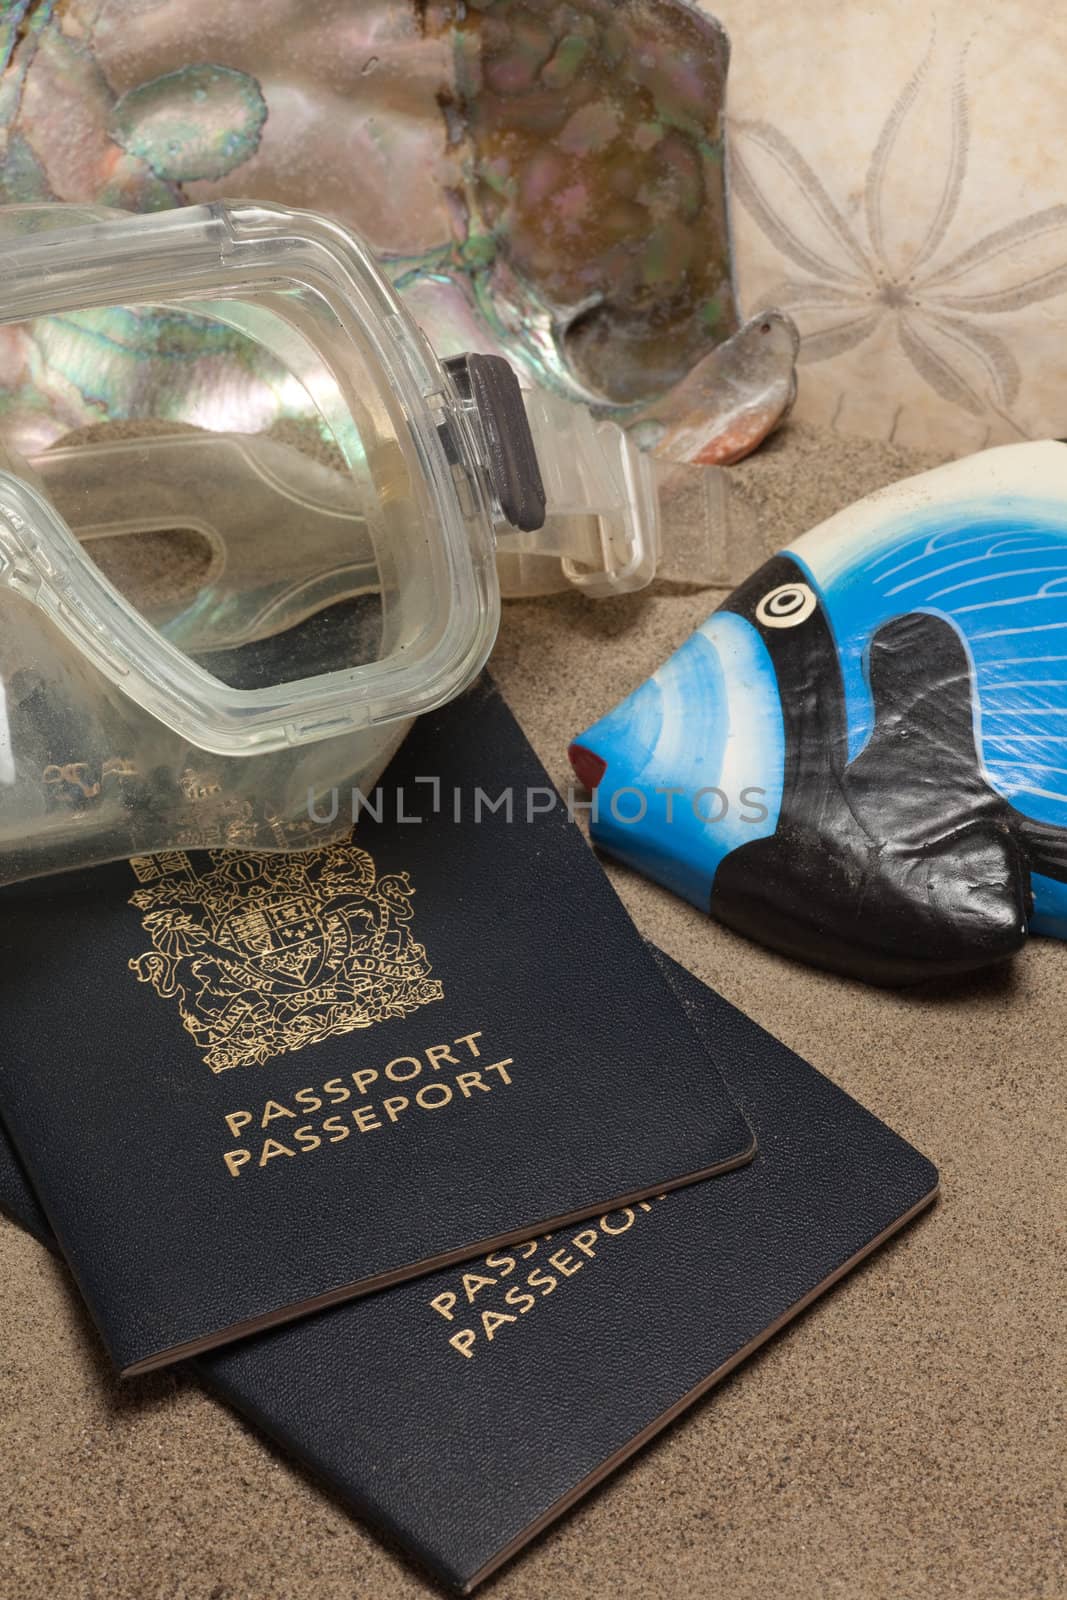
(0, 0), (794, 463)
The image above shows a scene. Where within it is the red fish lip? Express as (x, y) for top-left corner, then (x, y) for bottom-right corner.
(568, 741), (606, 791)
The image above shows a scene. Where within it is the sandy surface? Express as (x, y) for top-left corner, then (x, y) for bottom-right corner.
(0, 423), (1063, 1600)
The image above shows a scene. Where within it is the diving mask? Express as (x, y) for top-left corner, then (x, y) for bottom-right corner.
(0, 200), (661, 883)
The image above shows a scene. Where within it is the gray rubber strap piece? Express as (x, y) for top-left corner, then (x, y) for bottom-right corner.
(445, 353), (547, 532)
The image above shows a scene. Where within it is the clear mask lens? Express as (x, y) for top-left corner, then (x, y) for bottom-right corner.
(14, 291), (411, 697)
(0, 202), (505, 756)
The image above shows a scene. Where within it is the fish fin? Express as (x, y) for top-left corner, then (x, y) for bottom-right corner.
(1009, 811), (1067, 883)
(712, 819), (1029, 985)
(711, 612), (1031, 983)
(849, 610), (991, 822)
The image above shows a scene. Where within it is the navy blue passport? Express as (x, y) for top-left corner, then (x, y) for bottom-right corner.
(0, 950), (938, 1593)
(0, 680), (754, 1376)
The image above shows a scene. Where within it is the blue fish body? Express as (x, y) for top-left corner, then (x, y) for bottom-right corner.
(570, 441), (1067, 982)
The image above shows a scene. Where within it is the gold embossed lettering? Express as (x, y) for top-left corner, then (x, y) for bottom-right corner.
(386, 1055), (422, 1082)
(383, 1096), (409, 1123)
(223, 1149), (251, 1178)
(482, 1310), (517, 1341)
(416, 1082), (452, 1110)
(353, 1104), (382, 1133)
(462, 1272), (497, 1303)
(425, 1043), (459, 1069)
(224, 1110), (252, 1138)
(261, 1099), (296, 1127)
(432, 1193), (671, 1358)
(549, 1248), (583, 1278)
(259, 1138), (295, 1166)
(454, 1031), (483, 1057)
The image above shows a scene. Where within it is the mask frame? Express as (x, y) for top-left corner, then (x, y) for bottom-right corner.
(0, 201), (502, 756)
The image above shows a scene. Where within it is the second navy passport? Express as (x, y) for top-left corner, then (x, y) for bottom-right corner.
(0, 679), (754, 1375)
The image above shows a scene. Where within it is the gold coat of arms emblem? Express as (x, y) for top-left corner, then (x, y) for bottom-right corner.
(126, 844), (444, 1072)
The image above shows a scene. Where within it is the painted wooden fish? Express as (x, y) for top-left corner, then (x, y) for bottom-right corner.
(569, 441), (1067, 983)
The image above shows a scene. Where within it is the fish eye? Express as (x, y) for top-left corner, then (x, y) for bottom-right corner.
(755, 582), (817, 628)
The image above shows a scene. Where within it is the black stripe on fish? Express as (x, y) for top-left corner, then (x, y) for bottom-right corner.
(710, 556), (1040, 985)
